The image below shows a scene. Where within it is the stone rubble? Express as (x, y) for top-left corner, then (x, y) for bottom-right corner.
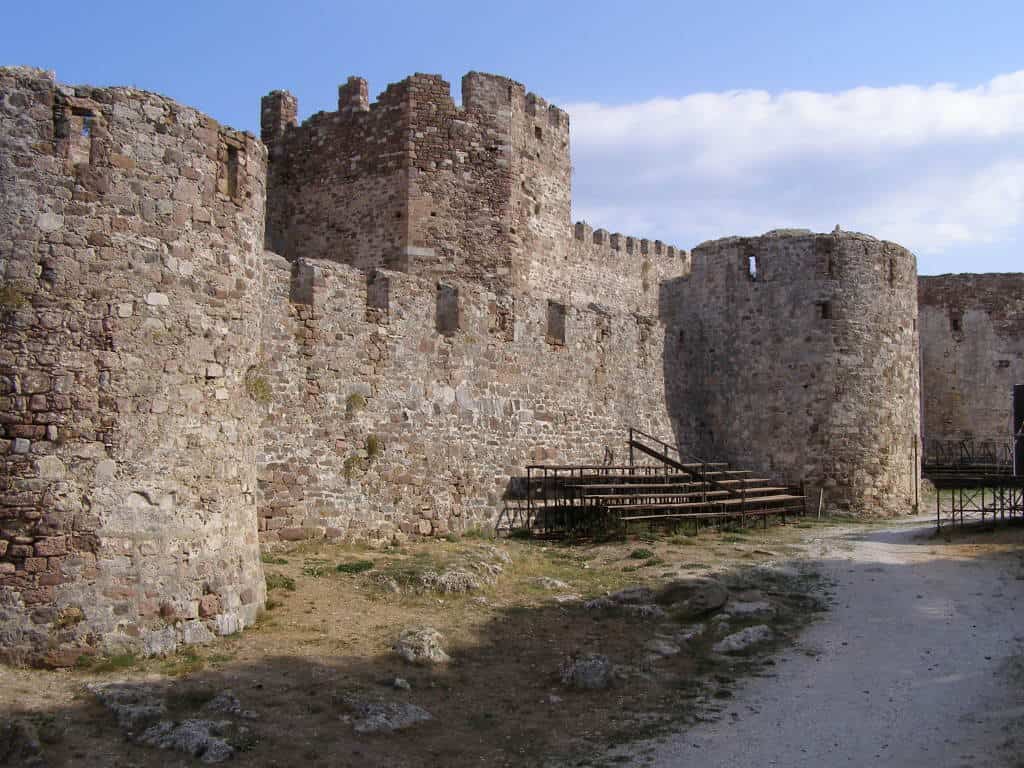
(394, 627), (450, 665)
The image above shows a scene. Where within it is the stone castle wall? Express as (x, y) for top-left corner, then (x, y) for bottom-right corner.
(0, 67), (267, 665)
(255, 255), (672, 542)
(262, 72), (690, 314)
(918, 273), (1024, 447)
(665, 230), (920, 515)
(8, 63), (1019, 664)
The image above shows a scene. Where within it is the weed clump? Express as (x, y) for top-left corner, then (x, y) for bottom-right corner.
(335, 560), (374, 574)
(266, 573), (296, 592)
(629, 548), (655, 560)
(345, 392), (367, 414)
(365, 433), (383, 459)
(260, 553), (288, 565)
(244, 367), (272, 403)
(302, 558), (330, 578)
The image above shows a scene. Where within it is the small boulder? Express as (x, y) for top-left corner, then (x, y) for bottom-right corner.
(559, 653), (612, 690)
(86, 682), (166, 733)
(344, 700), (433, 734)
(657, 577), (729, 619)
(421, 569), (481, 593)
(712, 625), (774, 654)
(136, 719), (237, 764)
(394, 628), (450, 665)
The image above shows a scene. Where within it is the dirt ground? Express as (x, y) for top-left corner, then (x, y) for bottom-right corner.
(610, 517), (1024, 767)
(0, 519), (838, 767)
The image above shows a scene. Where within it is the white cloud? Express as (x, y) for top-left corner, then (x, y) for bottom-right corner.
(855, 160), (1024, 254)
(566, 71), (1024, 268)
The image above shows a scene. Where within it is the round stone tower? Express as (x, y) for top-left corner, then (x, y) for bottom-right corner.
(666, 229), (920, 516)
(0, 67), (267, 665)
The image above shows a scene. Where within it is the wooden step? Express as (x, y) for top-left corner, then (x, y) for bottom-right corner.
(621, 504), (805, 522)
(582, 487), (789, 502)
(604, 494), (804, 513)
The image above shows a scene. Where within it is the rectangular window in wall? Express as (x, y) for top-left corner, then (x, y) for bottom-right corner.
(226, 145), (240, 199)
(547, 301), (567, 345)
(436, 284), (460, 336)
(366, 270), (390, 313)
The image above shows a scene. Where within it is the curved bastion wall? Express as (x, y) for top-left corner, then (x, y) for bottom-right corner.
(0, 67), (267, 665)
(664, 230), (920, 516)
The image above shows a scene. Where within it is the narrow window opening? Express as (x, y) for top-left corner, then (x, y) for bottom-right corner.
(546, 301), (567, 346)
(888, 257), (896, 286)
(747, 254), (759, 281)
(534, 125), (543, 140)
(67, 108), (95, 165)
(950, 314), (962, 333)
(366, 271), (390, 313)
(534, 203), (541, 216)
(826, 253), (833, 277)
(819, 301), (832, 320)
(226, 145), (240, 199)
(436, 284), (460, 336)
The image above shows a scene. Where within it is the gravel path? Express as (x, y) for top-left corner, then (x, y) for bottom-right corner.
(615, 520), (1024, 767)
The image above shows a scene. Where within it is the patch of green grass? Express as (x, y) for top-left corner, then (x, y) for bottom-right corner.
(461, 525), (494, 540)
(641, 557), (666, 568)
(629, 548), (655, 560)
(161, 648), (205, 677)
(509, 527), (533, 540)
(335, 559), (374, 574)
(264, 598), (282, 610)
(266, 573), (296, 591)
(81, 653), (139, 673)
(260, 553), (288, 565)
(206, 652), (236, 665)
(621, 565), (640, 573)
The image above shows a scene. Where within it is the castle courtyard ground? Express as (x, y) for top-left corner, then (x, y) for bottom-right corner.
(614, 518), (1024, 767)
(0, 516), (1020, 767)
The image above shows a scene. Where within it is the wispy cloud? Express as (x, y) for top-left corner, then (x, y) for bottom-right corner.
(567, 71), (1024, 269)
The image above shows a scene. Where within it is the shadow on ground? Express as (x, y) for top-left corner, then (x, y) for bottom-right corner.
(2, 522), (1022, 768)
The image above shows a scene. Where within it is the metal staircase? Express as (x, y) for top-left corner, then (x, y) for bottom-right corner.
(517, 428), (805, 536)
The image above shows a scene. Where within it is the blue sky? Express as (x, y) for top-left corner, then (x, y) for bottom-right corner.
(7, 1), (1022, 274)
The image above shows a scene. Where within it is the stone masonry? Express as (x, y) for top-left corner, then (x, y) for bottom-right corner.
(1, 65), (1020, 664)
(0, 67), (266, 665)
(665, 230), (921, 515)
(918, 273), (1024, 448)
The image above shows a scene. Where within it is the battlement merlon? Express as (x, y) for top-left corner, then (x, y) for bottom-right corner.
(574, 221), (687, 261)
(260, 90), (298, 145)
(260, 71), (569, 135)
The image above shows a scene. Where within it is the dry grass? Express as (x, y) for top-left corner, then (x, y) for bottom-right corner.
(0, 520), (842, 767)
